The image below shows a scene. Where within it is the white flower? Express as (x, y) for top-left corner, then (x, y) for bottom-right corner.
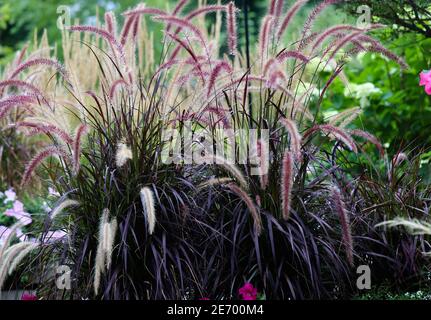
(344, 83), (381, 108)
(115, 143), (133, 168)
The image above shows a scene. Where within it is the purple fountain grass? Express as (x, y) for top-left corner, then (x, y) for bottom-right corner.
(311, 24), (385, 52)
(324, 31), (364, 65)
(164, 32), (206, 83)
(184, 5), (227, 21)
(21, 146), (67, 186)
(226, 183), (262, 236)
(104, 11), (117, 36)
(120, 15), (137, 46)
(301, 0), (344, 41)
(257, 139), (269, 190)
(8, 121), (73, 144)
(269, 0), (277, 15)
(356, 35), (408, 69)
(0, 95), (36, 119)
(68, 25), (125, 64)
(330, 186), (354, 266)
(172, 0), (189, 16)
(154, 15), (206, 46)
(350, 129), (384, 157)
(263, 50), (309, 76)
(267, 69), (287, 88)
(9, 58), (69, 82)
(259, 15), (274, 59)
(73, 124), (88, 175)
(281, 150), (294, 220)
(280, 117), (302, 161)
(207, 60), (232, 97)
(226, 2), (237, 56)
(392, 152), (408, 168)
(0, 79), (47, 103)
(109, 78), (129, 99)
(276, 0), (308, 40)
(304, 124), (358, 153)
(123, 6), (167, 17)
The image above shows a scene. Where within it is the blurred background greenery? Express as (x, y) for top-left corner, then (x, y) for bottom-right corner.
(1, 0), (430, 175)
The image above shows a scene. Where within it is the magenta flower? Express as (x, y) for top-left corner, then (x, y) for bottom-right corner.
(4, 200), (32, 226)
(238, 283), (258, 300)
(199, 297), (210, 300)
(419, 70), (431, 95)
(21, 293), (38, 300)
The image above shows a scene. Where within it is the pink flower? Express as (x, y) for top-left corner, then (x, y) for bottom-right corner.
(199, 297), (210, 300)
(4, 188), (16, 203)
(238, 283), (258, 300)
(21, 293), (38, 300)
(4, 200), (32, 226)
(419, 70), (431, 95)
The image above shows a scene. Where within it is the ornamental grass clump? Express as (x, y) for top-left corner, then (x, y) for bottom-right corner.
(0, 0), (423, 300)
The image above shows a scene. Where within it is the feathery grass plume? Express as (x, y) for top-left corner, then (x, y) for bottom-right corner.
(115, 142), (133, 168)
(262, 50), (309, 76)
(269, 0), (277, 14)
(259, 15), (274, 59)
(267, 69), (287, 87)
(184, 5), (227, 21)
(301, 0), (343, 44)
(277, 0), (308, 40)
(68, 25), (125, 64)
(226, 183), (262, 236)
(0, 80), (45, 99)
(325, 31), (363, 63)
(104, 11), (117, 36)
(172, 0), (189, 16)
(357, 35), (408, 69)
(197, 177), (233, 190)
(392, 152), (408, 167)
(164, 32), (204, 81)
(0, 94), (36, 110)
(209, 155), (248, 191)
(0, 222), (23, 260)
(257, 139), (269, 189)
(104, 218), (117, 270)
(226, 2), (237, 55)
(0, 242), (36, 291)
(207, 60), (232, 97)
(281, 150), (294, 220)
(9, 58), (69, 82)
(50, 199), (79, 220)
(7, 243), (39, 277)
(21, 146), (67, 186)
(94, 208), (109, 295)
(276, 0), (285, 17)
(304, 124), (358, 153)
(154, 15), (206, 46)
(376, 218), (431, 236)
(280, 118), (302, 161)
(312, 24), (369, 52)
(140, 187), (156, 235)
(330, 186), (353, 266)
(123, 6), (167, 17)
(120, 14), (136, 45)
(350, 129), (384, 157)
(73, 124), (88, 175)
(109, 78), (129, 99)
(328, 107), (361, 128)
(9, 121), (73, 144)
